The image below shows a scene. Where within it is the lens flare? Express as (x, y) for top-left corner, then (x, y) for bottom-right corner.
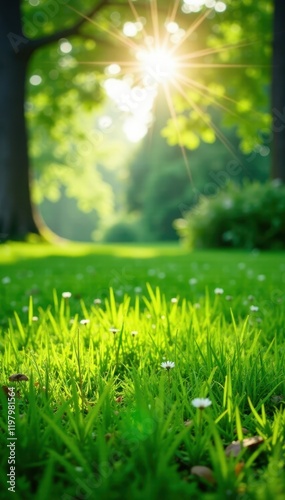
(137, 48), (177, 83)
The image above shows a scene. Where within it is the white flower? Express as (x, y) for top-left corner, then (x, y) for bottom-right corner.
(131, 330), (138, 336)
(193, 303), (201, 309)
(250, 305), (259, 312)
(171, 297), (178, 304)
(225, 295), (232, 301)
(62, 291), (72, 299)
(214, 288), (224, 295)
(32, 316), (39, 322)
(134, 286), (142, 293)
(22, 306), (29, 313)
(248, 295), (255, 301)
(191, 398), (212, 409)
(109, 327), (120, 334)
(189, 278), (198, 285)
(93, 298), (102, 305)
(2, 276), (11, 284)
(80, 319), (90, 325)
(161, 361), (175, 370)
(257, 274), (266, 281)
(158, 272), (165, 279)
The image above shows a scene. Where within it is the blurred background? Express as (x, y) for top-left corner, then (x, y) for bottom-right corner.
(2, 0), (283, 249)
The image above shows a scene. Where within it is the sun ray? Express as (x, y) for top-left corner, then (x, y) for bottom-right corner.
(175, 72), (240, 120)
(161, 83), (193, 183)
(169, 7), (213, 56)
(175, 72), (266, 122)
(68, 0), (262, 186)
(174, 72), (240, 107)
(177, 62), (266, 69)
(170, 77), (241, 162)
(160, 0), (181, 50)
(66, 4), (140, 52)
(149, 0), (161, 49)
(126, 0), (153, 50)
(176, 39), (259, 62)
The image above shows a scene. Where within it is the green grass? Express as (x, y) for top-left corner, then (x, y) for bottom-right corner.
(0, 243), (285, 499)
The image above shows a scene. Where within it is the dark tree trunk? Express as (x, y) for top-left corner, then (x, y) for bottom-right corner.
(271, 0), (285, 182)
(0, 1), (38, 241)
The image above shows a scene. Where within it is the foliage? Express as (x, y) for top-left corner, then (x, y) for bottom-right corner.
(127, 101), (270, 242)
(175, 180), (285, 249)
(103, 219), (140, 243)
(23, 0), (274, 213)
(162, 0), (273, 154)
(0, 244), (285, 498)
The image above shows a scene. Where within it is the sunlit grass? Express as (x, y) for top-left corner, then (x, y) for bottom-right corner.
(0, 244), (285, 498)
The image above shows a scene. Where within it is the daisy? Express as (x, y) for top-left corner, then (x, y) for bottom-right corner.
(109, 328), (120, 334)
(62, 291), (72, 299)
(214, 288), (224, 295)
(80, 319), (90, 325)
(250, 305), (259, 312)
(161, 361), (175, 370)
(191, 398), (212, 409)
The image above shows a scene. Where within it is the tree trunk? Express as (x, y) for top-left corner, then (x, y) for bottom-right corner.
(271, 0), (285, 182)
(0, 1), (38, 241)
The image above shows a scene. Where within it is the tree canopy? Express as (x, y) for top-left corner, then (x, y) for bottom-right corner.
(0, 0), (279, 241)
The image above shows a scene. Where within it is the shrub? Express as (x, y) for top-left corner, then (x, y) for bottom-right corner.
(103, 220), (139, 243)
(174, 180), (285, 249)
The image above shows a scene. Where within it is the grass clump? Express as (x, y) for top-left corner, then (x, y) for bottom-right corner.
(0, 243), (285, 499)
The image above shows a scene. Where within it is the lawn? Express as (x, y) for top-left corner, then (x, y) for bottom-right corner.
(0, 243), (285, 500)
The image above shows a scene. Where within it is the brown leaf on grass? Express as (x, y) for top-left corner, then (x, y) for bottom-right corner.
(235, 462), (245, 476)
(105, 433), (115, 441)
(191, 465), (216, 484)
(2, 386), (21, 398)
(9, 373), (29, 382)
(115, 396), (123, 403)
(225, 436), (264, 457)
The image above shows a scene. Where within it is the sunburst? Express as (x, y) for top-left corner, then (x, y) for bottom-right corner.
(68, 0), (264, 178)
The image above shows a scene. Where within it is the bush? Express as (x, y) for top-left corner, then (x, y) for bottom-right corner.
(103, 220), (139, 243)
(174, 180), (285, 249)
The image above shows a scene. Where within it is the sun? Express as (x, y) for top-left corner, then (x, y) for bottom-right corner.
(70, 0), (248, 159)
(137, 48), (177, 84)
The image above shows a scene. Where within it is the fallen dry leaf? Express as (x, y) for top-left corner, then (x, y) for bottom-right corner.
(191, 465), (216, 484)
(235, 462), (245, 476)
(115, 396), (123, 403)
(9, 373), (29, 382)
(225, 436), (264, 457)
(105, 433), (115, 441)
(2, 386), (21, 398)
